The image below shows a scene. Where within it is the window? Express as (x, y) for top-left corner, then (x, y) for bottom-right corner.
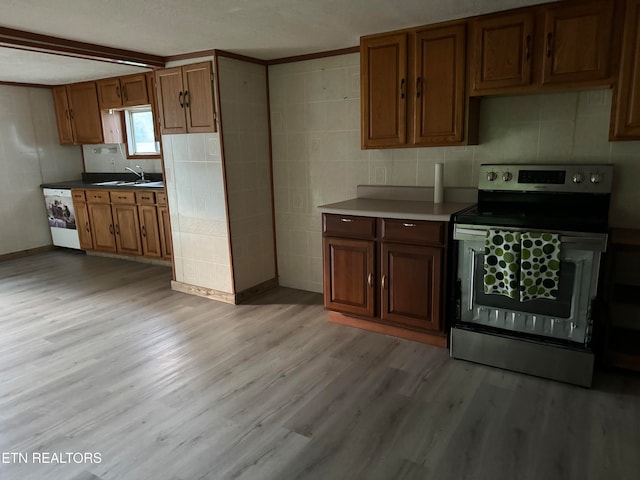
(124, 106), (160, 157)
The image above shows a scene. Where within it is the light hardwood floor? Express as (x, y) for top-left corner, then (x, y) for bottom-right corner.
(1, 250), (639, 480)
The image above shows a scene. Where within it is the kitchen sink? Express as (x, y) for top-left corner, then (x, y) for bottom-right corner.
(91, 180), (164, 187)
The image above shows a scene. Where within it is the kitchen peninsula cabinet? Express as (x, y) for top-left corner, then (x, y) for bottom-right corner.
(469, 0), (615, 95)
(361, 21), (473, 148)
(53, 82), (104, 145)
(72, 188), (169, 259)
(322, 213), (448, 347)
(155, 61), (217, 134)
(96, 73), (149, 109)
(156, 192), (172, 260)
(611, 0), (640, 140)
(72, 190), (93, 250)
(136, 191), (162, 258)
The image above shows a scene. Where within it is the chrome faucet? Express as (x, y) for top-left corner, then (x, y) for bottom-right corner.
(125, 165), (145, 182)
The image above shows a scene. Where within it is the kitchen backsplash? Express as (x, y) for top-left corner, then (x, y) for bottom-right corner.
(82, 144), (163, 174)
(269, 52), (640, 293)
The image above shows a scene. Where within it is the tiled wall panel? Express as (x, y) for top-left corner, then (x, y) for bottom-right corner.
(269, 53), (640, 293)
(218, 57), (276, 293)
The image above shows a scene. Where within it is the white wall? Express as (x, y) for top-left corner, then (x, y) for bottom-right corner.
(0, 85), (83, 256)
(268, 53), (640, 293)
(218, 57), (275, 292)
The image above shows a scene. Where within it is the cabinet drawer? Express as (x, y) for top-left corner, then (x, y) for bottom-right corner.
(85, 190), (110, 204)
(382, 218), (444, 246)
(72, 190), (86, 202)
(156, 192), (167, 205)
(110, 190), (136, 204)
(135, 191), (156, 205)
(323, 214), (376, 239)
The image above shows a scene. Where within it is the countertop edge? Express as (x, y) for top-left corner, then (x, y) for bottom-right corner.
(318, 198), (474, 222)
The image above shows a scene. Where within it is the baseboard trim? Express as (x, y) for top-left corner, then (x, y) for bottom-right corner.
(327, 311), (448, 348)
(86, 250), (172, 267)
(171, 280), (236, 304)
(0, 245), (55, 263)
(235, 277), (279, 304)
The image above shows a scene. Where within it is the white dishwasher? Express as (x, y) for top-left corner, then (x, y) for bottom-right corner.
(42, 188), (81, 249)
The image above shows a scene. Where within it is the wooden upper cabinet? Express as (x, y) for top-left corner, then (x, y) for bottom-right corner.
(182, 62), (216, 133)
(52, 86), (74, 145)
(611, 0), (640, 140)
(96, 77), (123, 109)
(156, 67), (186, 134)
(361, 33), (408, 148)
(414, 24), (466, 145)
(471, 11), (535, 93)
(66, 82), (104, 144)
(155, 62), (216, 135)
(541, 0), (614, 85)
(97, 74), (149, 109)
(361, 23), (473, 148)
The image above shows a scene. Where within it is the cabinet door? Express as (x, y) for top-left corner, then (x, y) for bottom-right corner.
(138, 205), (163, 258)
(146, 72), (162, 143)
(101, 110), (123, 144)
(121, 73), (149, 107)
(96, 77), (123, 109)
(74, 202), (93, 250)
(611, 0), (640, 139)
(52, 86), (74, 145)
(88, 203), (116, 253)
(157, 205), (172, 259)
(361, 33), (408, 148)
(323, 237), (375, 317)
(155, 67), (187, 134)
(112, 204), (143, 256)
(381, 243), (442, 332)
(541, 0), (613, 85)
(413, 24), (466, 145)
(182, 62), (217, 133)
(471, 11), (534, 92)
(67, 82), (104, 144)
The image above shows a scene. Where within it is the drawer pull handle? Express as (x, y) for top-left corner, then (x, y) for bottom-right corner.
(341, 218), (353, 223)
(367, 272), (373, 288)
(118, 196), (127, 200)
(381, 274), (387, 290)
(403, 223), (416, 227)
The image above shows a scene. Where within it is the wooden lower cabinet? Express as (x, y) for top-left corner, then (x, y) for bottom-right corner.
(322, 213), (447, 347)
(72, 188), (170, 260)
(157, 205), (172, 259)
(88, 203), (117, 253)
(138, 205), (162, 258)
(323, 237), (376, 317)
(112, 204), (142, 256)
(74, 202), (93, 250)
(381, 243), (443, 331)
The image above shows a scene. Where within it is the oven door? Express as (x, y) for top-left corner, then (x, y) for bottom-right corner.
(453, 224), (607, 346)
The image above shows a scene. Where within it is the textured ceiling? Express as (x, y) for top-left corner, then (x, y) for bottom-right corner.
(0, 0), (554, 85)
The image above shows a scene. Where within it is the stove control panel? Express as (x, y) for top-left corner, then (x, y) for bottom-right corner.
(478, 164), (613, 193)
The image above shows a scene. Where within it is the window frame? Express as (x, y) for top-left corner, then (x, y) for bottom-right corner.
(123, 106), (161, 159)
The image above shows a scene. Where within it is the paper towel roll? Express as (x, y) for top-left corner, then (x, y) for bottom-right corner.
(434, 163), (444, 203)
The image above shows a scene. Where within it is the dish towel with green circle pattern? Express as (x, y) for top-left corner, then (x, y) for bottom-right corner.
(519, 232), (561, 301)
(484, 229), (521, 299)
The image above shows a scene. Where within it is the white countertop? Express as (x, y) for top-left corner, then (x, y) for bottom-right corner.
(318, 197), (474, 222)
